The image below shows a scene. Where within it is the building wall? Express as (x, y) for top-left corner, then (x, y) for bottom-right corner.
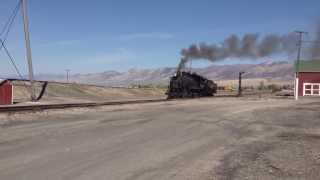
(0, 81), (13, 105)
(298, 72), (320, 96)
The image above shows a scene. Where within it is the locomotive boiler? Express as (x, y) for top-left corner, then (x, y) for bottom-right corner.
(166, 71), (218, 99)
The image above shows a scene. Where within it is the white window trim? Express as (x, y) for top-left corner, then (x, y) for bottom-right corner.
(303, 83), (320, 96)
(11, 83), (13, 105)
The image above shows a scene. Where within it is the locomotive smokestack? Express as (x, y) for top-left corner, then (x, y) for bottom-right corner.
(177, 58), (187, 73)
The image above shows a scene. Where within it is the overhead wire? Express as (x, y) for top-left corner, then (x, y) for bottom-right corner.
(0, 0), (22, 51)
(0, 1), (20, 63)
(0, 0), (23, 76)
(0, 0), (32, 93)
(303, 40), (320, 44)
(0, 38), (32, 93)
(0, 39), (24, 79)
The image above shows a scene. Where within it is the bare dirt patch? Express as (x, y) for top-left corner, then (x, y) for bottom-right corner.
(214, 102), (320, 180)
(0, 97), (320, 180)
(215, 132), (320, 180)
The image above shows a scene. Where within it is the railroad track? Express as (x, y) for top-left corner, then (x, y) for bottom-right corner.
(0, 93), (262, 113)
(0, 99), (168, 113)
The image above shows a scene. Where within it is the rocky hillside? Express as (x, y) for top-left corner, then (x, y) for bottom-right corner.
(34, 61), (294, 86)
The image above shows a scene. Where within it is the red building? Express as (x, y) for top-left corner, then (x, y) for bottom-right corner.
(0, 79), (13, 105)
(297, 61), (320, 96)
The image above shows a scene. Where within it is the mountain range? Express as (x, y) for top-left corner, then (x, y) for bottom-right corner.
(33, 61), (294, 86)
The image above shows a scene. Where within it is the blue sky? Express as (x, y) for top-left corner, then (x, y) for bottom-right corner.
(0, 0), (319, 75)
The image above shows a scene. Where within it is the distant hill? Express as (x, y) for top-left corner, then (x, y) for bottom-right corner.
(33, 61), (294, 86)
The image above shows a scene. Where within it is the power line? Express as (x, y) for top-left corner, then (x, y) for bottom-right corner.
(0, 0), (22, 52)
(0, 0), (34, 97)
(0, 0), (24, 79)
(304, 31), (320, 35)
(0, 0), (23, 78)
(0, 0), (22, 37)
(0, 38), (31, 93)
(0, 39), (24, 79)
(302, 40), (320, 44)
(295, 31), (308, 70)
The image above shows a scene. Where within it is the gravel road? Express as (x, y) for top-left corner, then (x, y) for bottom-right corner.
(0, 97), (319, 180)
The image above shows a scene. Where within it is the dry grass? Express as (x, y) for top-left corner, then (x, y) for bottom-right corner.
(216, 78), (292, 88)
(12, 81), (166, 103)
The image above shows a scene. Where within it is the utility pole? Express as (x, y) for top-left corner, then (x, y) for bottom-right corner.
(65, 69), (70, 83)
(21, 0), (36, 101)
(294, 31), (308, 100)
(237, 71), (245, 97)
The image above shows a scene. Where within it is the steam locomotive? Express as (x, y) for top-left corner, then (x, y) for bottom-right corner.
(166, 71), (218, 99)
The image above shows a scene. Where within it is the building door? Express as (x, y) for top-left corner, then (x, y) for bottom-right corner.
(0, 81), (13, 105)
(303, 83), (320, 96)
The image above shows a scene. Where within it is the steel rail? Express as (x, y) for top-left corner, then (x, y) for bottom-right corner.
(0, 92), (264, 113)
(0, 99), (168, 113)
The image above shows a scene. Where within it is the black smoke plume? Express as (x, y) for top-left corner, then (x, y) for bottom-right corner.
(310, 21), (320, 59)
(179, 33), (297, 70)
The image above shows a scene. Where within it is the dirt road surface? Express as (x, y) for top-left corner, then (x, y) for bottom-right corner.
(0, 97), (320, 180)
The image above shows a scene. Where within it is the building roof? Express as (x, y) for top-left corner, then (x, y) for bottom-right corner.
(296, 60), (320, 72)
(0, 79), (10, 86)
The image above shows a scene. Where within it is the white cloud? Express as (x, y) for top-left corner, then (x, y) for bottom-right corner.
(118, 32), (174, 41)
